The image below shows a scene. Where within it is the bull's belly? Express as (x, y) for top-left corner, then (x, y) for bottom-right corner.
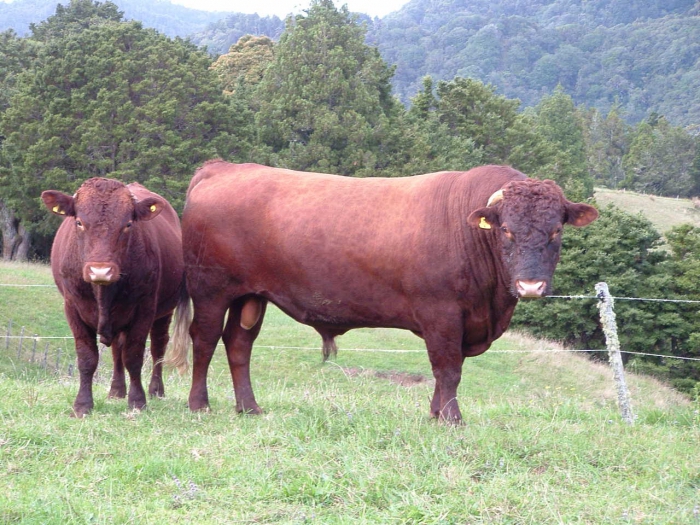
(269, 293), (416, 333)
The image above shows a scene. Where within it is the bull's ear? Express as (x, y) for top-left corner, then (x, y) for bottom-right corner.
(467, 207), (501, 230)
(41, 191), (75, 217)
(134, 197), (165, 221)
(564, 202), (598, 227)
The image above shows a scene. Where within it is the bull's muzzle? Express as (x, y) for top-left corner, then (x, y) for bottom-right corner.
(83, 263), (120, 285)
(515, 279), (547, 298)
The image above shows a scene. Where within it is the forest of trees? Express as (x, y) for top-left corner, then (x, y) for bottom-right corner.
(1, 0), (700, 393)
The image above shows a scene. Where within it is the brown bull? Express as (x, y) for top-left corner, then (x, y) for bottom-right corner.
(42, 178), (188, 416)
(169, 161), (597, 422)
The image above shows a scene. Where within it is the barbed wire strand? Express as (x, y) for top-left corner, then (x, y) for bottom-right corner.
(4, 285), (700, 303)
(3, 335), (700, 362)
(3, 286), (700, 361)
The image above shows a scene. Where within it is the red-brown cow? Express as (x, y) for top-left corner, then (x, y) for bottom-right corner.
(42, 178), (188, 417)
(169, 161), (597, 422)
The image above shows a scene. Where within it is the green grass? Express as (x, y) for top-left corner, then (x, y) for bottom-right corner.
(1, 261), (699, 524)
(595, 187), (700, 233)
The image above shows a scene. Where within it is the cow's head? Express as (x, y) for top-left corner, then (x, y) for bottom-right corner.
(467, 178), (598, 298)
(41, 178), (165, 285)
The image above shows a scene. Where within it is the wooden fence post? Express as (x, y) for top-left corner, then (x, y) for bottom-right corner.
(595, 282), (635, 424)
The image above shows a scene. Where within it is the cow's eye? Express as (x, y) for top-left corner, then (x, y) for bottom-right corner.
(501, 226), (513, 239)
(75, 219), (84, 230)
(124, 221), (133, 232)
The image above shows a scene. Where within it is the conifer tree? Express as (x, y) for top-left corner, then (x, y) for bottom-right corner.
(254, 0), (400, 175)
(0, 0), (244, 258)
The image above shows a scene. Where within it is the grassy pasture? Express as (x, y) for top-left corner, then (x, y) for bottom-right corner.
(0, 261), (699, 524)
(594, 187), (700, 233)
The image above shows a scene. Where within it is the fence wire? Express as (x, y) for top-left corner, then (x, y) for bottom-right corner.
(3, 284), (700, 371)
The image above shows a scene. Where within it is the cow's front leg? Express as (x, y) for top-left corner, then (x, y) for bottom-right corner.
(108, 333), (127, 399)
(121, 318), (154, 411)
(423, 320), (464, 423)
(66, 304), (99, 417)
(148, 314), (172, 398)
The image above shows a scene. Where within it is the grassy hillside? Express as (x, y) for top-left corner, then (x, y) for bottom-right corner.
(0, 261), (698, 523)
(595, 187), (700, 233)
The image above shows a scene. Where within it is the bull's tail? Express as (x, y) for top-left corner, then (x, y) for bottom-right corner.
(165, 282), (192, 375)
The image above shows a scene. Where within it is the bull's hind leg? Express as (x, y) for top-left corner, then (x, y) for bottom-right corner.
(188, 296), (229, 411)
(222, 296), (267, 414)
(108, 333), (127, 399)
(421, 314), (465, 423)
(147, 314), (172, 398)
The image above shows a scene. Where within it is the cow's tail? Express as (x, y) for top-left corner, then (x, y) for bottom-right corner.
(165, 282), (192, 375)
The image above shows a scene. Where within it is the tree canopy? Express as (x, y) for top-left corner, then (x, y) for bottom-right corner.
(0, 0), (245, 255)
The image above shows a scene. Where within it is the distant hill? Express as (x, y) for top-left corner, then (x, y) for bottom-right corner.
(0, 0), (283, 40)
(595, 187), (700, 233)
(3, 0), (700, 127)
(367, 0), (700, 125)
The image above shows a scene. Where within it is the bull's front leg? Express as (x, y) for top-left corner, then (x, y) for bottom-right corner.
(423, 320), (465, 423)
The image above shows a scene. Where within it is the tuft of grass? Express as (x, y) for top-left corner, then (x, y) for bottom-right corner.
(0, 261), (699, 523)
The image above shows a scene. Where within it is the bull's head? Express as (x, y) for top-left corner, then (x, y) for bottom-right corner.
(467, 179), (598, 298)
(42, 178), (165, 285)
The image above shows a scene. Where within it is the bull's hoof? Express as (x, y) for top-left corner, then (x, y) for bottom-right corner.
(189, 401), (211, 412)
(71, 404), (93, 418)
(148, 383), (165, 398)
(128, 393), (147, 411)
(431, 409), (463, 425)
(237, 404), (263, 415)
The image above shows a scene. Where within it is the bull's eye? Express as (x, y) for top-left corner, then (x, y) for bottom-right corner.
(124, 221), (133, 232)
(500, 225), (513, 239)
(550, 226), (563, 242)
(75, 218), (84, 230)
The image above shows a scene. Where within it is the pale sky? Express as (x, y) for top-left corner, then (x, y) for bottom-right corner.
(169, 0), (409, 18)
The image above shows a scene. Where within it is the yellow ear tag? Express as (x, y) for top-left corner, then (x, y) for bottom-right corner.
(479, 217), (491, 230)
(52, 205), (65, 215)
(150, 205), (157, 213)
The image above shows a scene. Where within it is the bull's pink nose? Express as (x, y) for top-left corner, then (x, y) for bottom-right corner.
(516, 280), (546, 298)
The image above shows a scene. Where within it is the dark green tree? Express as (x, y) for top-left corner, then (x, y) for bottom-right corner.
(0, 1), (244, 259)
(254, 0), (401, 175)
(636, 224), (700, 393)
(581, 104), (631, 189)
(0, 29), (36, 259)
(532, 85), (594, 201)
(621, 116), (697, 197)
(399, 76), (483, 174)
(432, 76), (521, 163)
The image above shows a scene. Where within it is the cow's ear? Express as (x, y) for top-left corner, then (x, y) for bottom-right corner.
(564, 202), (598, 227)
(467, 206), (501, 230)
(41, 191), (75, 217)
(134, 197), (165, 221)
